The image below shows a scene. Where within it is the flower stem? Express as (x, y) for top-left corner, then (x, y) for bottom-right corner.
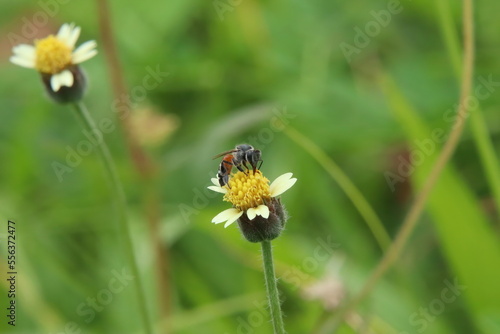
(72, 101), (153, 334)
(261, 240), (286, 334)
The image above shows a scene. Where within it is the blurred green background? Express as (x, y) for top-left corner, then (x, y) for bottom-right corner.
(1, 0), (500, 333)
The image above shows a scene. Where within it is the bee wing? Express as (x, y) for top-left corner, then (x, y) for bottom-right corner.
(212, 149), (237, 160)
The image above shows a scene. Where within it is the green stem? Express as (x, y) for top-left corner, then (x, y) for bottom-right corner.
(261, 240), (286, 334)
(436, 0), (462, 73)
(72, 101), (153, 334)
(284, 126), (390, 251)
(437, 0), (500, 216)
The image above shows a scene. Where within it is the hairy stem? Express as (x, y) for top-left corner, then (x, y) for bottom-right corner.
(261, 240), (286, 334)
(72, 101), (153, 334)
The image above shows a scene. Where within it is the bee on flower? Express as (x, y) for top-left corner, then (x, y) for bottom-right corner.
(209, 145), (297, 242)
(10, 23), (97, 103)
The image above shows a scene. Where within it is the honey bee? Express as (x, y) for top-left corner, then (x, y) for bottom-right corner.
(213, 144), (263, 187)
(217, 154), (235, 188)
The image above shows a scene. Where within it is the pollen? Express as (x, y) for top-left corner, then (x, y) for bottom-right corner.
(223, 170), (271, 211)
(35, 35), (72, 74)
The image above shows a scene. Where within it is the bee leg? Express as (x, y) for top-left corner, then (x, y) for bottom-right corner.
(256, 159), (263, 172)
(235, 164), (249, 176)
(224, 175), (232, 188)
(244, 161), (254, 174)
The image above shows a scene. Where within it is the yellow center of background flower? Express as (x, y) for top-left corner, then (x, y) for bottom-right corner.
(223, 171), (271, 211)
(35, 35), (72, 74)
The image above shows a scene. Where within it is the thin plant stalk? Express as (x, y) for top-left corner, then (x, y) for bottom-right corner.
(72, 101), (153, 334)
(261, 240), (286, 334)
(437, 0), (500, 216)
(314, 0), (475, 332)
(283, 126), (390, 251)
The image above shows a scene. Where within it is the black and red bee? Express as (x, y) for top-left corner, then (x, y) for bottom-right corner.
(213, 144), (263, 187)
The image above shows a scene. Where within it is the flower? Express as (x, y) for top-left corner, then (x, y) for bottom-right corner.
(208, 170), (296, 242)
(10, 23), (97, 98)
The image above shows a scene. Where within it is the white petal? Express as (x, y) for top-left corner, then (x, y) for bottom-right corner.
(59, 69), (74, 88)
(211, 208), (243, 228)
(207, 185), (227, 194)
(57, 23), (72, 44)
(66, 26), (81, 48)
(254, 204), (270, 219)
(247, 205), (270, 220)
(50, 70), (74, 92)
(50, 73), (63, 92)
(211, 177), (220, 187)
(212, 208), (238, 223)
(246, 207), (257, 220)
(9, 55), (35, 68)
(208, 177), (227, 193)
(224, 214), (241, 228)
(269, 173), (297, 197)
(72, 40), (97, 64)
(12, 44), (36, 60)
(73, 49), (97, 64)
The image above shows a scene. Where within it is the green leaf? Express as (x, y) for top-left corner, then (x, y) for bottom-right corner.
(382, 74), (500, 329)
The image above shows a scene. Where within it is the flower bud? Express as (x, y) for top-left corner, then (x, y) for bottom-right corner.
(237, 198), (288, 243)
(41, 65), (87, 104)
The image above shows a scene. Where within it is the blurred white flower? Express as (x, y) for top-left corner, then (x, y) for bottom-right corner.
(10, 23), (97, 92)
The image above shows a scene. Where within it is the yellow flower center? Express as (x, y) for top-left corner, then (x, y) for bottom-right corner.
(223, 171), (271, 211)
(35, 35), (72, 74)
